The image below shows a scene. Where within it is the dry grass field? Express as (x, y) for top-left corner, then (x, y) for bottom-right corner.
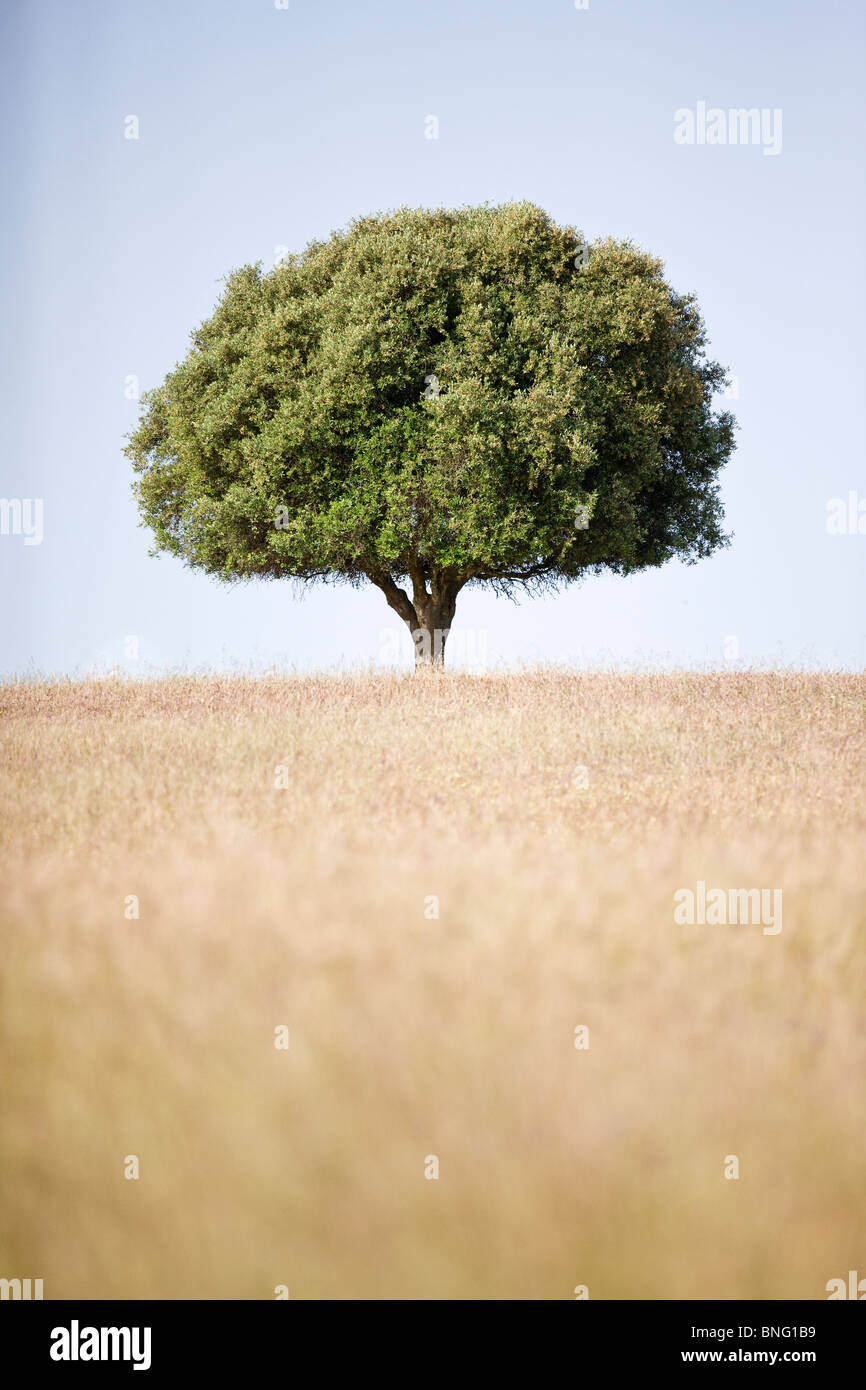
(1, 669), (864, 1300)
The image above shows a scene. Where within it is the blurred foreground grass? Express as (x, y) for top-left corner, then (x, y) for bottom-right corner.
(1, 670), (863, 1299)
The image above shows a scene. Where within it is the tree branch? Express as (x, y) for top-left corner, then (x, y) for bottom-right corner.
(471, 560), (558, 583)
(407, 553), (429, 610)
(369, 572), (417, 628)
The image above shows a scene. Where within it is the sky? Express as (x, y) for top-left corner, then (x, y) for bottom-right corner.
(1, 0), (864, 675)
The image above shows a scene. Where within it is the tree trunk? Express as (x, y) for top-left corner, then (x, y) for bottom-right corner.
(410, 608), (450, 668)
(371, 568), (461, 671)
(410, 581), (458, 670)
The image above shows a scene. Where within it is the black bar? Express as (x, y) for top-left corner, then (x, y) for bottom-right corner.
(2, 1299), (861, 1375)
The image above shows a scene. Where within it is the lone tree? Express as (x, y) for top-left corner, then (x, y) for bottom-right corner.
(127, 202), (735, 666)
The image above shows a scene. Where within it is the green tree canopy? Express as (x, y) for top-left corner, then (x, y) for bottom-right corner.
(127, 201), (735, 665)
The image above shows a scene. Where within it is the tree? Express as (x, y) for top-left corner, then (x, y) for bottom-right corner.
(126, 202), (735, 667)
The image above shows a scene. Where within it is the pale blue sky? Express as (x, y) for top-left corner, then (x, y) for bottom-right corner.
(2, 0), (864, 674)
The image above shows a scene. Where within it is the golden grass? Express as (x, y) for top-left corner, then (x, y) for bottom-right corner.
(1, 670), (864, 1299)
